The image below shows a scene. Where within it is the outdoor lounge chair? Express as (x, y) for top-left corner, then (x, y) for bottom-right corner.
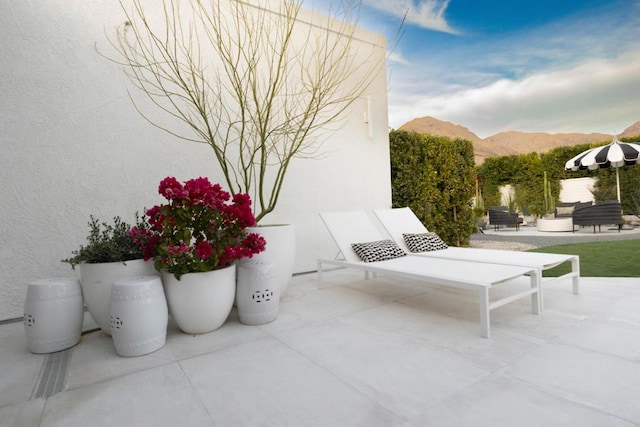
(373, 207), (580, 309)
(318, 211), (540, 338)
(572, 201), (623, 233)
(488, 206), (523, 231)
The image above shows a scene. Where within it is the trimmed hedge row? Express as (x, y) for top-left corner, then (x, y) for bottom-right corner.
(389, 132), (640, 247)
(389, 130), (475, 247)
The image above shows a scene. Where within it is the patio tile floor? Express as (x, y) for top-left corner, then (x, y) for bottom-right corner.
(1, 270), (640, 426)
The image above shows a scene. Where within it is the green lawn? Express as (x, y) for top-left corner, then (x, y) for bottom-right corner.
(529, 239), (640, 277)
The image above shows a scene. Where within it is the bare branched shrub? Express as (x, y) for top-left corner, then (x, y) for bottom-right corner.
(105, 0), (393, 222)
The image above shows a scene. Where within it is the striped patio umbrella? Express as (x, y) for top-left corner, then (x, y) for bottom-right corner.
(565, 136), (640, 202)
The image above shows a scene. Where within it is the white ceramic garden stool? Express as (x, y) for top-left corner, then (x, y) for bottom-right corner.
(109, 275), (168, 357)
(236, 262), (279, 325)
(24, 277), (84, 354)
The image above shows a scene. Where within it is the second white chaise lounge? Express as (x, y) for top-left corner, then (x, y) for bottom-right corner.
(373, 207), (580, 309)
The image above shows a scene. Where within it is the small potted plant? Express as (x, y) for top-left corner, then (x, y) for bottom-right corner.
(63, 215), (157, 334)
(130, 176), (266, 334)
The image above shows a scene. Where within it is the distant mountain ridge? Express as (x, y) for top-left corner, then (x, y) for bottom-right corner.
(399, 116), (640, 164)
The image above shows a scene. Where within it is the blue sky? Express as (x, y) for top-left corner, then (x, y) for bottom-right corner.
(303, 0), (640, 138)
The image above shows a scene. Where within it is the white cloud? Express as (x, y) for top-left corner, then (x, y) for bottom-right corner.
(364, 0), (458, 34)
(388, 49), (640, 138)
(387, 51), (410, 65)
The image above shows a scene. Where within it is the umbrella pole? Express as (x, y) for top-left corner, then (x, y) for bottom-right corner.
(616, 167), (621, 203)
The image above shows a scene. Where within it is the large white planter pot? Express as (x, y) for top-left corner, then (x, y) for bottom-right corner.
(244, 224), (295, 294)
(79, 259), (157, 335)
(161, 265), (236, 335)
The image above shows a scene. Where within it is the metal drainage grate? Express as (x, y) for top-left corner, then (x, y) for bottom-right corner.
(31, 348), (73, 399)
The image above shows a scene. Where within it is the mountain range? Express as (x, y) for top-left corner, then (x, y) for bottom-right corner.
(399, 117), (640, 164)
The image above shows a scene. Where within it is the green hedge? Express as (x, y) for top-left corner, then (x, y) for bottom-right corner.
(389, 132), (640, 247)
(477, 137), (640, 216)
(389, 130), (475, 246)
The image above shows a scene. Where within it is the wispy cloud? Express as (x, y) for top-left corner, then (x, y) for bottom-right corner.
(364, 0), (458, 34)
(389, 50), (640, 137)
(387, 51), (411, 65)
(387, 1), (640, 137)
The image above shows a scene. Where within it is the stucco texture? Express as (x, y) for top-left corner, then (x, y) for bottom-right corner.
(0, 0), (391, 320)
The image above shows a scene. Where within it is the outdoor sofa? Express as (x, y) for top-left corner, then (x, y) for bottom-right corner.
(554, 201), (593, 218)
(572, 201), (623, 233)
(488, 206), (524, 231)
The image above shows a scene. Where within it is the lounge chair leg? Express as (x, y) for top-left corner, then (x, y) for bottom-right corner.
(571, 258), (580, 294)
(531, 271), (541, 314)
(479, 288), (490, 338)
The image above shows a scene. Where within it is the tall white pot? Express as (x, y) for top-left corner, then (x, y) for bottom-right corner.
(243, 224), (295, 294)
(79, 259), (157, 335)
(161, 265), (236, 335)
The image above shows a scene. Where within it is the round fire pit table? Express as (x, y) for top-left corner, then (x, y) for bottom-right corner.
(537, 217), (574, 232)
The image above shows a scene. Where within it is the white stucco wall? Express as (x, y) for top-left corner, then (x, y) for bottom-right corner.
(559, 177), (596, 203)
(498, 185), (515, 207)
(0, 0), (390, 320)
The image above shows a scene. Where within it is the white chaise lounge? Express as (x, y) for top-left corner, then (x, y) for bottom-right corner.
(318, 211), (540, 338)
(373, 207), (580, 309)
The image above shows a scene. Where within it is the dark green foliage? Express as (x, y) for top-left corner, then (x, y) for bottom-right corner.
(478, 152), (563, 216)
(62, 215), (147, 268)
(477, 136), (640, 216)
(389, 130), (476, 246)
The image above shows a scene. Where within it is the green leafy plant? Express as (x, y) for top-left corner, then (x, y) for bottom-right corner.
(473, 176), (486, 217)
(62, 215), (148, 269)
(389, 130), (476, 246)
(505, 191), (517, 213)
(542, 170), (555, 216)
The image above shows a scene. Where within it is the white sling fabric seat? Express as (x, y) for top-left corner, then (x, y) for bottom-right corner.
(373, 207), (580, 310)
(318, 211), (540, 338)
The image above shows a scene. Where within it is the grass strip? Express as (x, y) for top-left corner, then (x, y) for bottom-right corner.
(529, 239), (640, 277)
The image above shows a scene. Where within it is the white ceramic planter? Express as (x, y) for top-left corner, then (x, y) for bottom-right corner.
(110, 275), (168, 357)
(24, 277), (84, 354)
(79, 259), (158, 335)
(243, 224), (295, 294)
(237, 262), (279, 325)
(162, 265), (236, 335)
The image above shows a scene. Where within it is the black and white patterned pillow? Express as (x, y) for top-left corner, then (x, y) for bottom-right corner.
(402, 232), (448, 252)
(351, 240), (406, 263)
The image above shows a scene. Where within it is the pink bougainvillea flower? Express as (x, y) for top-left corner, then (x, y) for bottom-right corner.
(166, 242), (190, 255)
(195, 241), (213, 259)
(158, 176), (187, 200)
(242, 233), (266, 255)
(133, 176), (266, 279)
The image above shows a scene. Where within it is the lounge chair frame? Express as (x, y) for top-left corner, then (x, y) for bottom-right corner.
(318, 211), (540, 338)
(373, 207), (580, 310)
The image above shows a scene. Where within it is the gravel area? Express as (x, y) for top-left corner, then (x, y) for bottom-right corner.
(469, 240), (540, 251)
